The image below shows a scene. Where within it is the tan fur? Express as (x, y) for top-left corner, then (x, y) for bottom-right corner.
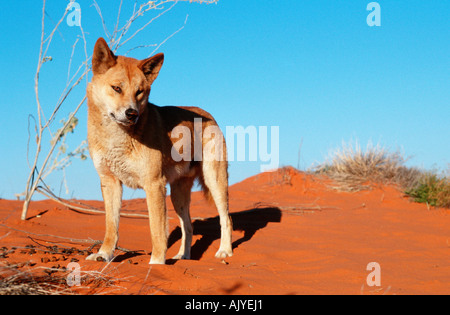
(86, 38), (232, 264)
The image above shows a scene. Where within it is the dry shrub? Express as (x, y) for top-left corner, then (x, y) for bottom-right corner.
(314, 142), (422, 192)
(405, 171), (450, 208)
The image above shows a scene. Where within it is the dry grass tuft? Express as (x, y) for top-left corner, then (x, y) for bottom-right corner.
(314, 142), (421, 192)
(0, 262), (123, 295)
(0, 266), (74, 295)
(314, 141), (450, 209)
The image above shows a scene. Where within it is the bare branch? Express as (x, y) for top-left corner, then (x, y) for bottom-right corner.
(149, 14), (189, 56)
(115, 1), (179, 51)
(36, 185), (149, 219)
(92, 0), (111, 39)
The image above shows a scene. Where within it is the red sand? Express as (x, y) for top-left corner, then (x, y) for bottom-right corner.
(1, 168), (449, 295)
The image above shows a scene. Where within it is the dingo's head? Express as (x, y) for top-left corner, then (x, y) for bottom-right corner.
(89, 37), (164, 126)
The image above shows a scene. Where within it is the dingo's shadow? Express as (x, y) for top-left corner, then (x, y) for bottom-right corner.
(168, 207), (282, 261)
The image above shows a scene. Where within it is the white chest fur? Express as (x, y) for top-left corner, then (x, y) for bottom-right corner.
(92, 136), (144, 189)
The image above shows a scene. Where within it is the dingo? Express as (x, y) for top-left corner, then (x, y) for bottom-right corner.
(86, 37), (232, 264)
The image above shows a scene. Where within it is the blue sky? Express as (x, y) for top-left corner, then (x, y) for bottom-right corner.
(0, 0), (449, 200)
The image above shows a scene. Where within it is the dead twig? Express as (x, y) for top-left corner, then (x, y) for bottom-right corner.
(36, 186), (149, 219)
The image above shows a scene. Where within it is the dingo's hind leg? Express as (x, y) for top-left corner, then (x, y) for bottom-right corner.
(201, 160), (233, 259)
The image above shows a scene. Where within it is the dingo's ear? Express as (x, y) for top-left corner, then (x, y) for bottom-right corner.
(138, 53), (164, 85)
(92, 37), (117, 75)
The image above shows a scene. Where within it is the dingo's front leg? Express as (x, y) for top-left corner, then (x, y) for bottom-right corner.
(145, 180), (168, 264)
(86, 175), (122, 262)
(170, 178), (194, 260)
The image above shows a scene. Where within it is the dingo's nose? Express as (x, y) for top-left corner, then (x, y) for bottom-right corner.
(125, 108), (139, 121)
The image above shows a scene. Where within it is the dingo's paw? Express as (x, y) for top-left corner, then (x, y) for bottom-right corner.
(86, 252), (112, 262)
(172, 253), (190, 260)
(149, 256), (165, 265)
(215, 249), (233, 259)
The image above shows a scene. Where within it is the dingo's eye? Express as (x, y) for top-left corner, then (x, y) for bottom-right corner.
(111, 85), (122, 94)
(136, 89), (143, 97)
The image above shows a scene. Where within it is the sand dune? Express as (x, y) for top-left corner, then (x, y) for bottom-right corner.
(1, 167), (449, 294)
